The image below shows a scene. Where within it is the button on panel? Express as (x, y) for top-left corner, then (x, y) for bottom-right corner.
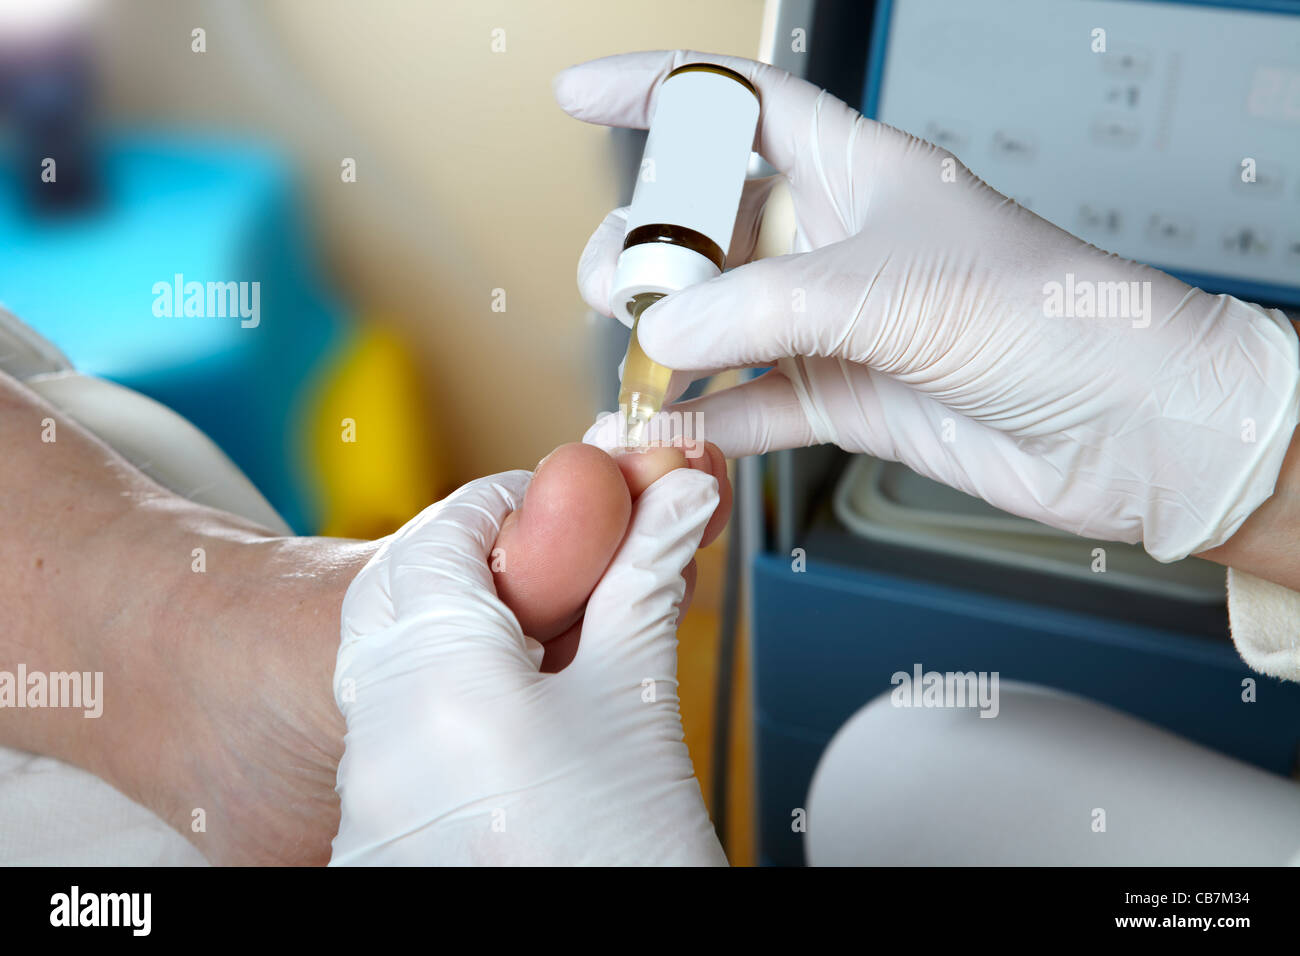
(1284, 236), (1300, 268)
(990, 129), (1036, 161)
(1146, 213), (1195, 248)
(1090, 115), (1142, 148)
(1221, 226), (1272, 258)
(1102, 46), (1152, 77)
(1231, 161), (1285, 198)
(1078, 204), (1124, 235)
(923, 119), (969, 152)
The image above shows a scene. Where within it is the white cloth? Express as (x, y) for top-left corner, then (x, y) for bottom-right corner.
(0, 749), (204, 866)
(807, 682), (1300, 865)
(1228, 568), (1300, 682)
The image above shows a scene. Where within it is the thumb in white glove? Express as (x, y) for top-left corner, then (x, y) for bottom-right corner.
(331, 466), (726, 866)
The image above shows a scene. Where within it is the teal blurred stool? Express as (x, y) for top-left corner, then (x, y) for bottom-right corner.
(0, 135), (347, 533)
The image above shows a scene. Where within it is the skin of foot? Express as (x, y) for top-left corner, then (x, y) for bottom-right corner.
(0, 373), (730, 864)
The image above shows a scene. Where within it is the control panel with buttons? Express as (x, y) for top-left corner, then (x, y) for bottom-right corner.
(872, 0), (1300, 303)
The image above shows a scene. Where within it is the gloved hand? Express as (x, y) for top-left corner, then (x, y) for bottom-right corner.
(330, 467), (727, 866)
(560, 50), (1300, 563)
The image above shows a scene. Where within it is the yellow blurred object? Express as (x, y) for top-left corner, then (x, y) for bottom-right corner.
(306, 322), (447, 540)
(677, 526), (755, 866)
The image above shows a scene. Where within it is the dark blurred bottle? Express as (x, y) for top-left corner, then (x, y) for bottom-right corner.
(0, 5), (101, 215)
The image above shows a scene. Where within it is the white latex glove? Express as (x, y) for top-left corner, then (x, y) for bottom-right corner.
(561, 50), (1300, 563)
(330, 467), (727, 866)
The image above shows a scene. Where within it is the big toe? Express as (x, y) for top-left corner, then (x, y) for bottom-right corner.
(492, 443), (631, 641)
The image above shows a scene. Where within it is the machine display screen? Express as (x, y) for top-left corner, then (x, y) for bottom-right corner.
(868, 0), (1300, 304)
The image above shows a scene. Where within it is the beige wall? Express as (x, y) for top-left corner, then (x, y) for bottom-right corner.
(97, 0), (763, 483)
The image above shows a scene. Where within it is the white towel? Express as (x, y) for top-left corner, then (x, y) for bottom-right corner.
(0, 747), (204, 866)
(1228, 567), (1300, 682)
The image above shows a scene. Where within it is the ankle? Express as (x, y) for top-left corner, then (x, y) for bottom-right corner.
(75, 498), (374, 855)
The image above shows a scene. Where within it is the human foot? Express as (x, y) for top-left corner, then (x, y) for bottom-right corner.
(158, 440), (728, 862)
(161, 440), (729, 862)
(0, 378), (730, 864)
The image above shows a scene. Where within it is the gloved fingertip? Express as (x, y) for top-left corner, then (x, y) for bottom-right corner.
(523, 636), (545, 670)
(582, 411), (623, 452)
(636, 295), (698, 367)
(551, 64), (585, 114)
(637, 466), (720, 533)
